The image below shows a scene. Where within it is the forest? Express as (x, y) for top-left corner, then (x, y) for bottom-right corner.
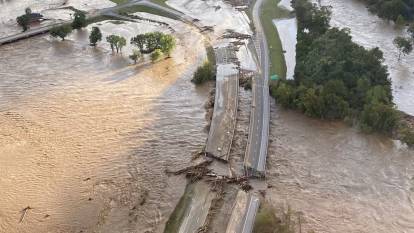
(272, 0), (399, 134)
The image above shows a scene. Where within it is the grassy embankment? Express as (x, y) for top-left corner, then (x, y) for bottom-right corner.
(110, 0), (179, 18)
(259, 0), (290, 78)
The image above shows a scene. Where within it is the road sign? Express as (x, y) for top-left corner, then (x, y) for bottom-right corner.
(270, 74), (279, 80)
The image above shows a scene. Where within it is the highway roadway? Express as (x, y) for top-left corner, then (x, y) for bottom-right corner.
(205, 47), (239, 161)
(244, 0), (270, 177)
(0, 0), (195, 46)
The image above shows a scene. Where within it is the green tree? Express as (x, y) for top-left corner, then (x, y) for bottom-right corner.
(151, 49), (163, 62)
(106, 35), (126, 53)
(160, 34), (176, 57)
(72, 11), (87, 30)
(129, 49), (141, 64)
(360, 101), (398, 133)
(130, 34), (146, 52)
(131, 32), (176, 55)
(393, 36), (413, 60)
(16, 14), (30, 32)
(117, 36), (126, 54)
(191, 61), (215, 84)
(16, 7), (32, 32)
(25, 7), (32, 15)
(50, 24), (73, 41)
(89, 27), (102, 46)
(106, 35), (117, 53)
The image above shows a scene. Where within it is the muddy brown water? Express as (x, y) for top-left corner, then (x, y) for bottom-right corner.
(0, 22), (207, 232)
(267, 101), (414, 233)
(266, 4), (414, 231)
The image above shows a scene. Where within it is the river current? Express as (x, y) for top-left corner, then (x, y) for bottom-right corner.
(267, 1), (414, 232)
(0, 20), (207, 233)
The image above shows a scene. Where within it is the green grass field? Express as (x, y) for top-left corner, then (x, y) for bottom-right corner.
(260, 0), (290, 78)
(110, 0), (129, 5)
(117, 5), (180, 20)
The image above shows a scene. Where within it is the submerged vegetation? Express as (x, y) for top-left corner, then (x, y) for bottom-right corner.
(16, 8), (32, 32)
(50, 24), (73, 40)
(106, 34), (127, 53)
(253, 203), (300, 233)
(192, 47), (216, 84)
(271, 0), (414, 146)
(192, 61), (215, 84)
(89, 26), (102, 46)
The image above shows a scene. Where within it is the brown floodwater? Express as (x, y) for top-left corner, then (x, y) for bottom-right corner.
(0, 19), (208, 233)
(315, 0), (414, 115)
(266, 4), (414, 231)
(267, 101), (414, 233)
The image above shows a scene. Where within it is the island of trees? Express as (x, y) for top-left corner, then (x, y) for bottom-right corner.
(272, 0), (414, 146)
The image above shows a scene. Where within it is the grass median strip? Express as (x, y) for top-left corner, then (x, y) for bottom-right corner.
(260, 0), (290, 78)
(117, 5), (180, 20)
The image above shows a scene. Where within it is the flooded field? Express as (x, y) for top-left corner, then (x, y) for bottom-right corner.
(316, 0), (414, 115)
(273, 17), (297, 80)
(0, 0), (115, 37)
(0, 18), (208, 233)
(267, 101), (414, 233)
(166, 0), (252, 38)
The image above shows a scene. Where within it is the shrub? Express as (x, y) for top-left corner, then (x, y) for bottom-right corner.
(72, 11), (87, 29)
(191, 61), (215, 84)
(50, 24), (73, 41)
(151, 49), (163, 62)
(89, 26), (102, 46)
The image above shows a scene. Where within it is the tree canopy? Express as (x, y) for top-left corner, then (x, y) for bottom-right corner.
(106, 35), (126, 53)
(72, 11), (87, 29)
(89, 27), (102, 46)
(273, 0), (398, 133)
(393, 36), (413, 59)
(16, 8), (32, 32)
(50, 25), (73, 41)
(131, 32), (175, 55)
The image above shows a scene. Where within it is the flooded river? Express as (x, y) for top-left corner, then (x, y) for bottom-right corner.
(0, 19), (207, 233)
(266, 2), (414, 232)
(315, 0), (414, 115)
(268, 102), (414, 233)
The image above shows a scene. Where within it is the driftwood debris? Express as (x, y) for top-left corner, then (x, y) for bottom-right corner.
(165, 160), (213, 182)
(19, 206), (32, 223)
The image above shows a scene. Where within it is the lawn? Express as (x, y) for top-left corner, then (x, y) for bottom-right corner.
(260, 0), (290, 78)
(110, 0), (129, 5)
(117, 5), (180, 20)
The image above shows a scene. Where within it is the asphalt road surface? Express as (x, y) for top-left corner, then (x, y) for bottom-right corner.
(244, 0), (270, 177)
